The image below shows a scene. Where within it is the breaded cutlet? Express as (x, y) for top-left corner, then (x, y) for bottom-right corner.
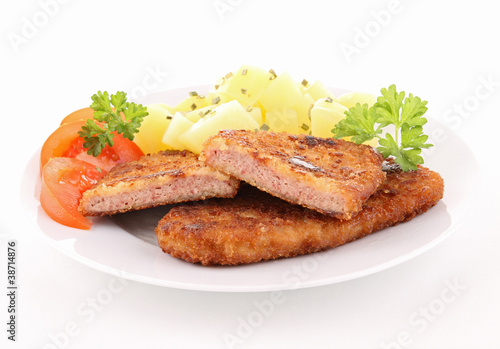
(201, 130), (386, 220)
(78, 150), (240, 216)
(155, 161), (444, 266)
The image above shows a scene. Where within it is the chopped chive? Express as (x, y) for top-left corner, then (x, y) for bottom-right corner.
(269, 69), (277, 80)
(260, 123), (270, 131)
(241, 88), (247, 95)
(190, 103), (197, 111)
(214, 84), (220, 90)
(325, 97), (334, 103)
(212, 96), (221, 104)
(301, 123), (310, 131)
(301, 79), (309, 87)
(241, 69), (248, 75)
(189, 91), (198, 97)
(166, 115), (173, 120)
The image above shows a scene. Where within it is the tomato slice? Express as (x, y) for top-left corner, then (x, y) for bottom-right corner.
(59, 107), (125, 125)
(40, 158), (107, 229)
(40, 120), (144, 173)
(59, 107), (94, 125)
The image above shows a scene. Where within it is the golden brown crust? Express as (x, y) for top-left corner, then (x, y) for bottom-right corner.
(78, 150), (239, 216)
(155, 161), (444, 265)
(95, 150), (227, 185)
(201, 130), (386, 219)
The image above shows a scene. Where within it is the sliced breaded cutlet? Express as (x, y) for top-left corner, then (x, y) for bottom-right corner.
(79, 150), (240, 216)
(155, 161), (445, 266)
(201, 130), (386, 220)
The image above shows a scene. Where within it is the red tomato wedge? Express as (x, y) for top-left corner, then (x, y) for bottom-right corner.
(59, 107), (125, 125)
(40, 120), (144, 173)
(40, 158), (107, 229)
(59, 107), (94, 125)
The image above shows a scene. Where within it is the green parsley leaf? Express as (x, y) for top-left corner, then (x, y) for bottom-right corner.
(375, 84), (406, 128)
(332, 84), (433, 171)
(78, 91), (148, 156)
(333, 103), (382, 144)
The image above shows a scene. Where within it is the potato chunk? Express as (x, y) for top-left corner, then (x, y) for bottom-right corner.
(337, 92), (377, 109)
(310, 98), (348, 138)
(134, 104), (175, 154)
(306, 80), (335, 101)
(264, 109), (299, 134)
(175, 93), (209, 112)
(217, 65), (273, 107)
(258, 71), (302, 111)
(179, 100), (259, 154)
(161, 113), (194, 150)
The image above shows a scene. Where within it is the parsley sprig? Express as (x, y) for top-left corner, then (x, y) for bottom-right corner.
(78, 91), (148, 157)
(332, 85), (433, 171)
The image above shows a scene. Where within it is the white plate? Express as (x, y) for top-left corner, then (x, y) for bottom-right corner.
(21, 86), (479, 292)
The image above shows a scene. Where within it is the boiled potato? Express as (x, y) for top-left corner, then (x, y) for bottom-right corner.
(314, 97), (338, 109)
(310, 98), (348, 138)
(264, 109), (299, 134)
(175, 92), (210, 112)
(310, 97), (379, 147)
(246, 106), (263, 126)
(297, 79), (310, 94)
(291, 93), (314, 134)
(161, 112), (194, 150)
(185, 105), (217, 123)
(179, 100), (259, 154)
(258, 70), (302, 111)
(337, 92), (377, 109)
(306, 80), (335, 101)
(134, 103), (175, 154)
(207, 90), (233, 106)
(216, 65), (272, 107)
(152, 65), (380, 154)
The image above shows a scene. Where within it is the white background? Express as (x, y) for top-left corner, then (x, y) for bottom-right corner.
(1, 0), (500, 348)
